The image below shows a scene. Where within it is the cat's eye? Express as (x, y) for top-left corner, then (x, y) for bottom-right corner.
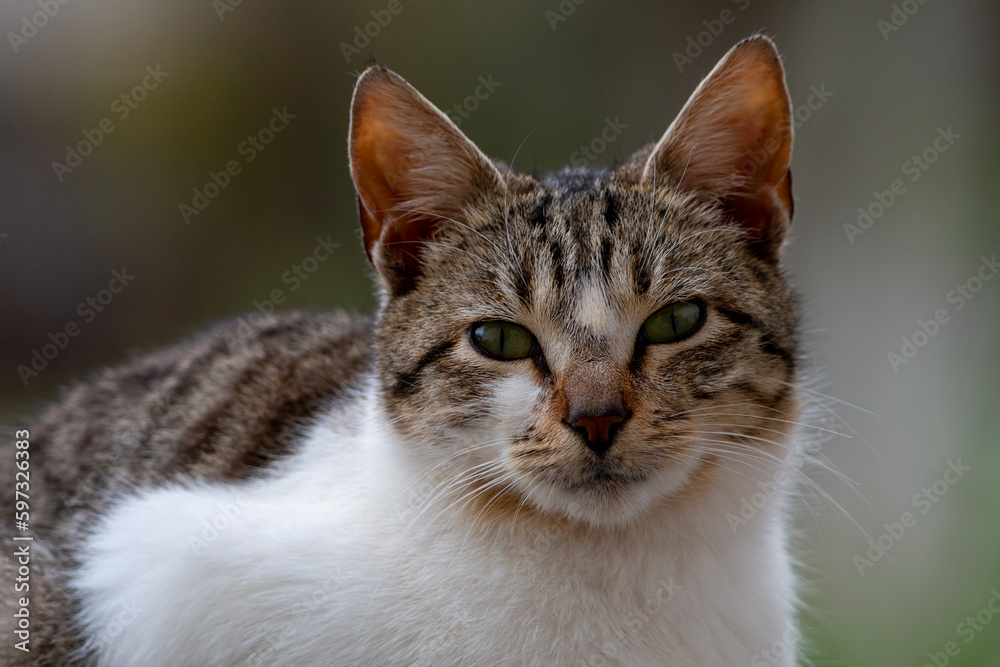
(640, 300), (705, 344)
(470, 321), (539, 360)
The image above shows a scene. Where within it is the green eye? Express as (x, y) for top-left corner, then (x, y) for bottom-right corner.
(470, 321), (539, 360)
(640, 300), (705, 344)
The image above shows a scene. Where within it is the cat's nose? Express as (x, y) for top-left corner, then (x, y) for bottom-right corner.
(568, 411), (627, 455)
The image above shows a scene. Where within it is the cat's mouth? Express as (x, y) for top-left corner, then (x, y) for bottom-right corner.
(566, 468), (646, 493)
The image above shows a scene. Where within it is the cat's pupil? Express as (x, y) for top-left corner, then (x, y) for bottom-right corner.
(471, 321), (538, 360)
(640, 300), (704, 344)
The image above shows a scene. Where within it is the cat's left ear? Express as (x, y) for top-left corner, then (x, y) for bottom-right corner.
(350, 65), (505, 296)
(639, 36), (794, 259)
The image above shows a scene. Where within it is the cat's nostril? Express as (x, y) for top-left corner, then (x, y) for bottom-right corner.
(568, 413), (627, 454)
(607, 419), (623, 440)
(572, 426), (593, 445)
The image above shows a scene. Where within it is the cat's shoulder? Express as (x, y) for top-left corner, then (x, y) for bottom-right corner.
(14, 310), (373, 538)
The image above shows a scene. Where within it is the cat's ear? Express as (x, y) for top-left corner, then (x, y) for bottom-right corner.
(349, 65), (505, 296)
(640, 35), (793, 259)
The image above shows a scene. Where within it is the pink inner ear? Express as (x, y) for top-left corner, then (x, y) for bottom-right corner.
(353, 111), (443, 266)
(349, 65), (504, 294)
(354, 130), (441, 288)
(728, 110), (794, 236)
(726, 169), (793, 238)
(641, 37), (794, 253)
(352, 117), (404, 250)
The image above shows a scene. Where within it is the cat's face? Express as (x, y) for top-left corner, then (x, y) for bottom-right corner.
(351, 37), (799, 527)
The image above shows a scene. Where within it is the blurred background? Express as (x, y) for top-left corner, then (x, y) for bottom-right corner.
(2, 1), (998, 664)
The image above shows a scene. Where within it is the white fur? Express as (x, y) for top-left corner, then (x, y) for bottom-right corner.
(576, 279), (617, 338)
(74, 380), (801, 666)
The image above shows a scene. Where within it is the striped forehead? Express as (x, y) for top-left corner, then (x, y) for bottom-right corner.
(512, 186), (636, 350)
(486, 175), (722, 327)
(513, 182), (725, 296)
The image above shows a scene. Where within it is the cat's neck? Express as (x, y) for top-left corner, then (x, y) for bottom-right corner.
(277, 385), (800, 664)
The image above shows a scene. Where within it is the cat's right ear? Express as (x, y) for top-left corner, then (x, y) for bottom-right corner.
(349, 65), (505, 297)
(635, 36), (794, 260)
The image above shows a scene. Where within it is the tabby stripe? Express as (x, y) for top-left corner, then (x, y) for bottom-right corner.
(157, 331), (237, 416)
(599, 235), (613, 276)
(747, 260), (778, 290)
(602, 192), (618, 227)
(529, 193), (551, 228)
(689, 330), (747, 357)
(514, 252), (532, 305)
(165, 315), (312, 456)
(258, 312), (310, 339)
(759, 336), (795, 369)
(236, 328), (370, 473)
(716, 307), (795, 367)
(548, 240), (564, 289)
(173, 361), (261, 470)
(391, 339), (456, 397)
(716, 307), (757, 328)
(629, 342), (647, 374)
(632, 240), (651, 294)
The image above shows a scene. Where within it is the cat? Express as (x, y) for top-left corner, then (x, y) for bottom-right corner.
(3, 35), (807, 666)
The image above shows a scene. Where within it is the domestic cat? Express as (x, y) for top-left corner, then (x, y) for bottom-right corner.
(3, 35), (807, 665)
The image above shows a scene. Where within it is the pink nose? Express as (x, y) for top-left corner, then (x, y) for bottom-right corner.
(568, 412), (626, 454)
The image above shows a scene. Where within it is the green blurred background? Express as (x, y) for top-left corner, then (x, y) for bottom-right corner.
(2, 1), (999, 664)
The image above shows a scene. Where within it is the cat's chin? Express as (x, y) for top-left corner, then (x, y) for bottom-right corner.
(517, 463), (700, 528)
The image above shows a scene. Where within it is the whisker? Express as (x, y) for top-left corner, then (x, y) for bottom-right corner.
(690, 438), (875, 541)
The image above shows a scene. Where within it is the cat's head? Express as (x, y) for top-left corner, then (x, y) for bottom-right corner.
(349, 36), (799, 527)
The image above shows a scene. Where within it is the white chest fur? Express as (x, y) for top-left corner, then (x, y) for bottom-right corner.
(73, 405), (799, 667)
